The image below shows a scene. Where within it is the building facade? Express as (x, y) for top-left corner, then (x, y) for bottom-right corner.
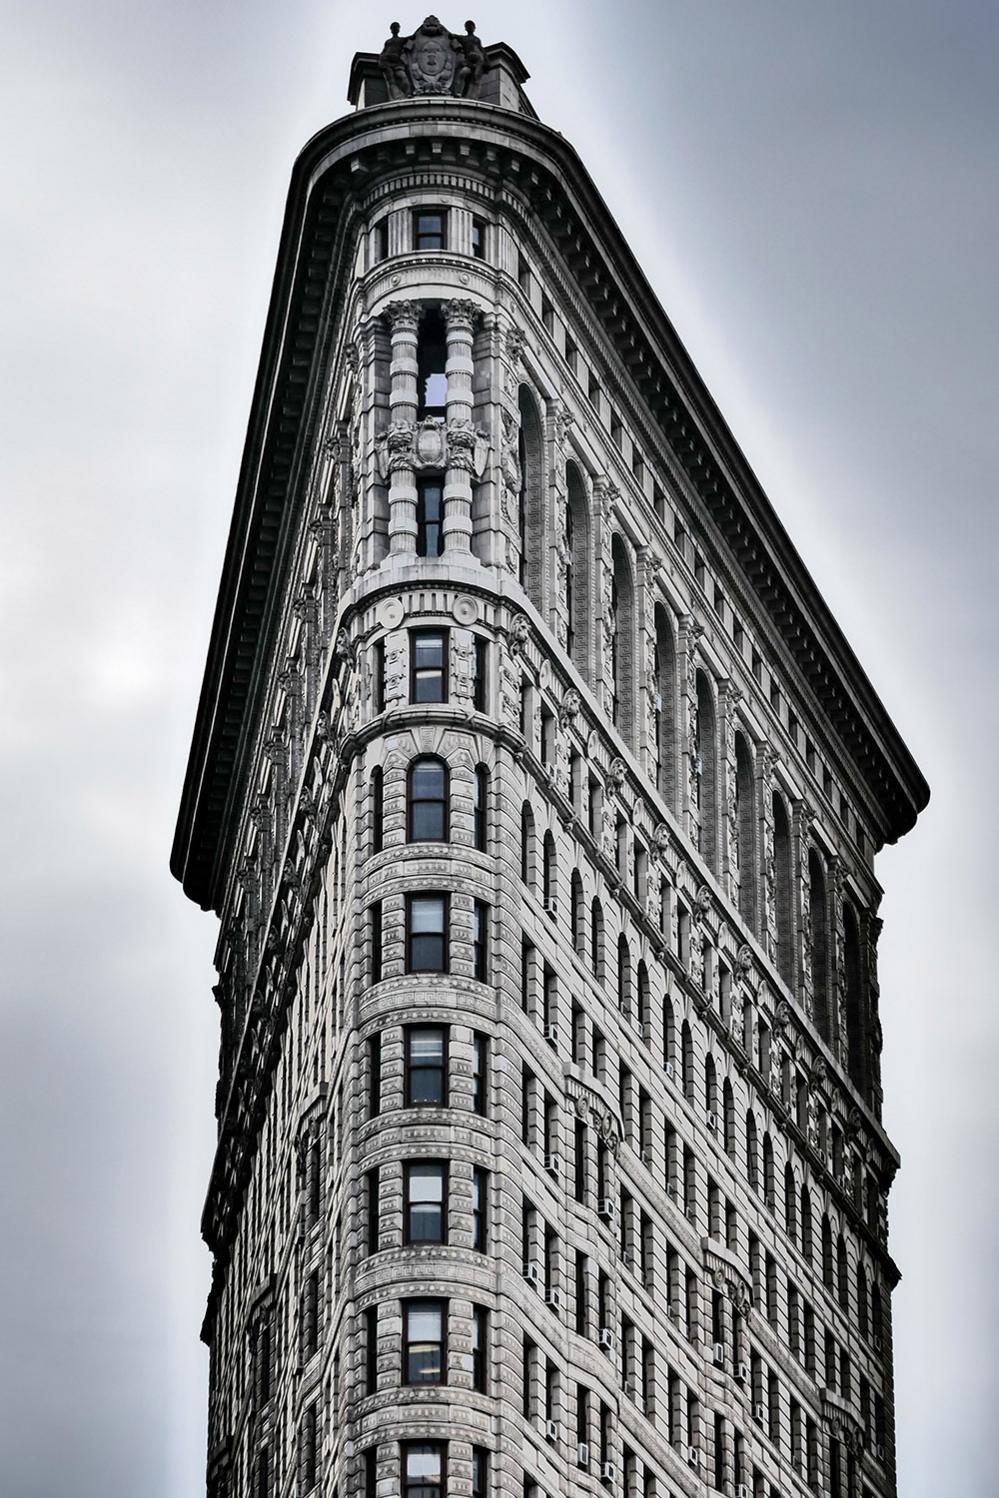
(172, 20), (928, 1498)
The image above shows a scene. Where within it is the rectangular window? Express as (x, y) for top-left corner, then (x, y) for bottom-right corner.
(406, 893), (448, 972)
(374, 217), (389, 263)
(471, 217), (486, 260)
(472, 1306), (489, 1392)
(541, 293), (554, 332)
(405, 1025), (448, 1106)
(414, 209), (447, 251)
(404, 1161), (447, 1245)
(368, 1033), (382, 1117)
(416, 477), (445, 557)
(473, 900), (489, 981)
(364, 1448), (378, 1498)
(471, 1447), (487, 1498)
(517, 253), (531, 291)
(473, 764), (488, 850)
(403, 1443), (447, 1498)
(373, 638), (386, 713)
(411, 629), (448, 703)
(472, 1033), (488, 1115)
(365, 1305), (378, 1394)
(610, 412), (623, 449)
(565, 334), (578, 374)
(370, 901), (383, 984)
(404, 1300), (446, 1384)
(473, 636), (488, 712)
(366, 1167), (380, 1254)
(472, 1166), (488, 1252)
(588, 370), (601, 407)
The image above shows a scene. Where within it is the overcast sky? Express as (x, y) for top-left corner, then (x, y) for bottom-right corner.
(0, 2), (995, 1495)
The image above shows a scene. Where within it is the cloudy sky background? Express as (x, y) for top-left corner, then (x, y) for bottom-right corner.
(1, 2), (995, 1493)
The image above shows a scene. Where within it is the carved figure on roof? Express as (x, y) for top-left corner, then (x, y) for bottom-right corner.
(407, 15), (458, 95)
(454, 20), (487, 97)
(379, 22), (411, 99)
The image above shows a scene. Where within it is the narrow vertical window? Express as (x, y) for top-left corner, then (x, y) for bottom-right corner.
(408, 756), (448, 840)
(473, 764), (489, 851)
(472, 1307), (489, 1392)
(473, 900), (489, 981)
(472, 1033), (488, 1115)
(403, 1301), (446, 1384)
(473, 637), (489, 712)
(370, 766), (384, 854)
(402, 1444), (446, 1498)
(405, 1025), (448, 1106)
(472, 1167), (488, 1251)
(372, 637), (386, 714)
(366, 1167), (380, 1254)
(368, 1032), (382, 1118)
(416, 477), (445, 557)
(471, 218), (486, 260)
(374, 217), (389, 262)
(416, 307), (448, 417)
(410, 629), (448, 703)
(404, 1161), (447, 1244)
(370, 901), (383, 984)
(406, 893), (448, 972)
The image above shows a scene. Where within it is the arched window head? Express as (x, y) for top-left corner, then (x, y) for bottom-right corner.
(565, 462), (592, 683)
(517, 384), (544, 610)
(694, 670), (718, 872)
(610, 534), (635, 747)
(590, 898), (605, 980)
(408, 757), (448, 842)
(746, 1111), (759, 1192)
(734, 733), (757, 932)
(662, 997), (676, 1071)
(617, 934), (631, 1017)
(704, 1053), (718, 1118)
(808, 849), (830, 1042)
(681, 1021), (695, 1103)
(773, 791), (794, 985)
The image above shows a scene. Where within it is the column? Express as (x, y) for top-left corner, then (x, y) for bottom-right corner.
(385, 300), (419, 555)
(443, 298), (479, 555)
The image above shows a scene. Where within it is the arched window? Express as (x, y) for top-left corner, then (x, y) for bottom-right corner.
(590, 898), (605, 980)
(695, 670), (718, 873)
(473, 765), (488, 852)
(542, 832), (557, 914)
(637, 961), (650, 1034)
(746, 1111), (759, 1192)
(800, 1185), (813, 1262)
(762, 1133), (776, 1210)
(407, 757), (448, 841)
(517, 385), (545, 610)
(734, 733), (757, 933)
(822, 1216), (834, 1289)
(681, 1021), (695, 1104)
(723, 1080), (736, 1159)
(570, 870), (584, 954)
(565, 462), (591, 683)
(808, 849), (830, 1042)
(520, 802), (536, 887)
(773, 791), (794, 985)
(610, 534), (635, 746)
(843, 902), (865, 1090)
(654, 604), (678, 809)
(617, 934), (631, 1016)
(784, 1164), (797, 1244)
(857, 1264), (869, 1339)
(837, 1235), (849, 1312)
(663, 997), (676, 1074)
(371, 766), (384, 854)
(705, 1053), (718, 1119)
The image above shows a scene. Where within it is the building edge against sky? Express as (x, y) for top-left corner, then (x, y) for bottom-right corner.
(171, 18), (928, 1498)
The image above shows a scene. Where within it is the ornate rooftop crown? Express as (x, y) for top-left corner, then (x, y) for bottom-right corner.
(378, 15), (488, 99)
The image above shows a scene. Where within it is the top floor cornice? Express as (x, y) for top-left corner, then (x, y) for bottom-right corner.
(171, 95), (928, 913)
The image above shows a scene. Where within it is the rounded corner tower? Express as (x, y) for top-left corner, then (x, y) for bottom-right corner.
(172, 17), (928, 1498)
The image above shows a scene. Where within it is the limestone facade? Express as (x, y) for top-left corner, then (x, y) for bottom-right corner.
(172, 21), (928, 1498)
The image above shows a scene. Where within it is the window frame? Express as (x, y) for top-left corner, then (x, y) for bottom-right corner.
(405, 1024), (449, 1107)
(410, 628), (449, 704)
(416, 475), (445, 557)
(403, 1158), (448, 1246)
(413, 208), (448, 252)
(406, 891), (449, 973)
(407, 756), (449, 842)
(402, 1300), (448, 1386)
(402, 1441), (447, 1498)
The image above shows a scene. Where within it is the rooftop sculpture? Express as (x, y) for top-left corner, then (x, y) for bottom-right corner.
(378, 16), (488, 99)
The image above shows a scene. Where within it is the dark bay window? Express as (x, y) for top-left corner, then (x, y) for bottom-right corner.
(473, 900), (489, 981)
(365, 1306), (378, 1394)
(414, 209), (448, 251)
(374, 217), (389, 262)
(371, 767), (384, 853)
(473, 636), (488, 711)
(368, 1032), (382, 1117)
(408, 757), (448, 840)
(416, 477), (445, 556)
(471, 1448), (487, 1498)
(411, 630), (448, 703)
(417, 307), (448, 417)
(372, 638), (385, 713)
(366, 1167), (380, 1254)
(471, 217), (486, 260)
(370, 901), (383, 983)
(472, 1166), (488, 1252)
(472, 1307), (489, 1392)
(404, 1160), (447, 1244)
(406, 893), (448, 972)
(403, 1442), (446, 1498)
(473, 764), (488, 849)
(472, 1033), (488, 1116)
(403, 1300), (446, 1384)
(406, 1025), (448, 1106)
